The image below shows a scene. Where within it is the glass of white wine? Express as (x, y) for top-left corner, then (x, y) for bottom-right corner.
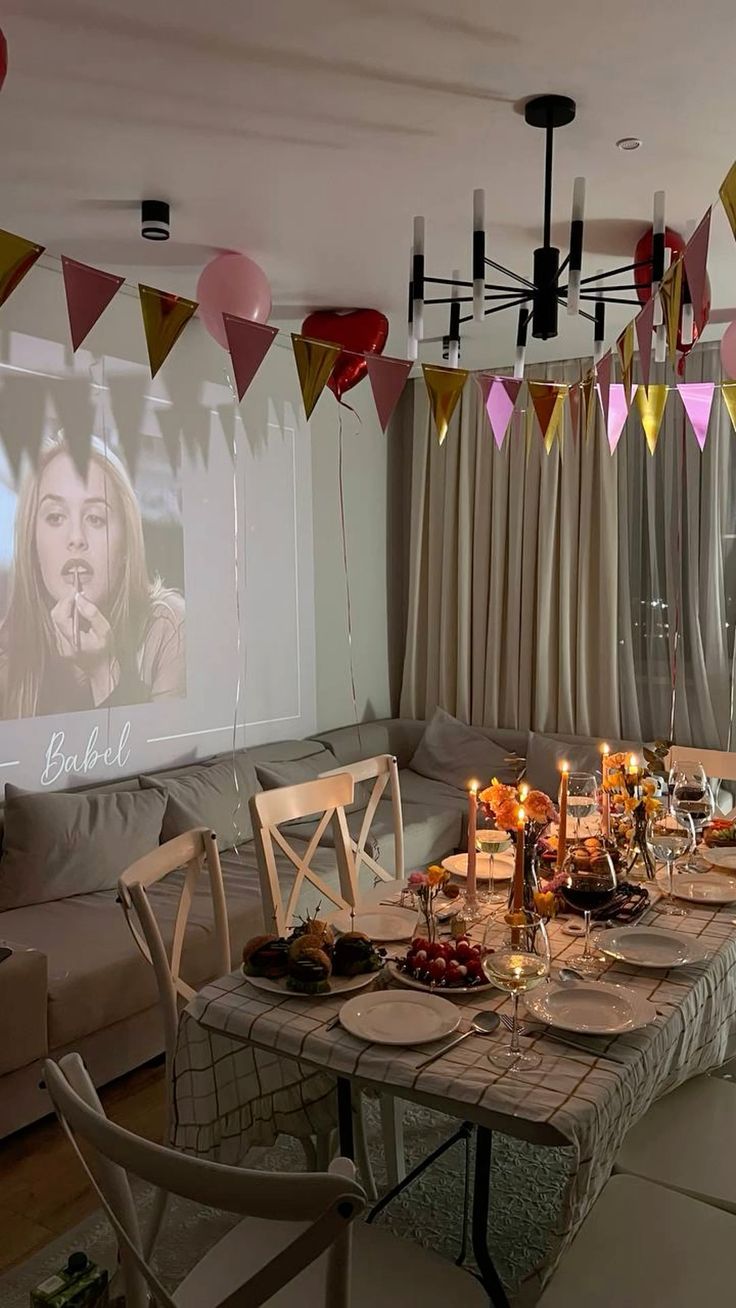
(564, 772), (600, 839)
(482, 910), (550, 1070)
(476, 827), (511, 906)
(646, 810), (695, 916)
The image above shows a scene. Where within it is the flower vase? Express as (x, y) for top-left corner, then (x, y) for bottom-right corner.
(507, 837), (540, 913)
(626, 802), (656, 881)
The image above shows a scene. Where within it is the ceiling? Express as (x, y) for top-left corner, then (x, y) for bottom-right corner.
(4, 0), (736, 367)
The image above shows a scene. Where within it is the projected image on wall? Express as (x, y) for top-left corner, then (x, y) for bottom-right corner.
(0, 432), (186, 719)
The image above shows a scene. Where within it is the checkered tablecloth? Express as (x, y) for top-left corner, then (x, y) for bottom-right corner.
(173, 890), (736, 1267)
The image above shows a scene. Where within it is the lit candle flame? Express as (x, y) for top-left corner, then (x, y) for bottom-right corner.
(518, 806), (526, 826)
(601, 743), (610, 756)
(519, 782), (529, 802)
(560, 760), (569, 774)
(468, 780), (479, 794)
(628, 754), (639, 770)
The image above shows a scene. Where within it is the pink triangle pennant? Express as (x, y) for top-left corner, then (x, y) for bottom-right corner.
(596, 352), (613, 429)
(222, 314), (278, 401)
(61, 256), (124, 352)
(481, 376), (522, 449)
(683, 208), (711, 326)
(635, 296), (655, 392)
(606, 383), (628, 454)
(366, 354), (413, 433)
(678, 381), (715, 451)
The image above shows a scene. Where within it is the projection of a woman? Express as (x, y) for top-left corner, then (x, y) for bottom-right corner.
(0, 435), (185, 718)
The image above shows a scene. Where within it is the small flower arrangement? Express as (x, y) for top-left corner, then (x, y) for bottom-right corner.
(479, 779), (555, 833)
(603, 752), (662, 879)
(408, 864), (452, 941)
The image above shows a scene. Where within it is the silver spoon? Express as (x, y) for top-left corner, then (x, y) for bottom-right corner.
(559, 966), (587, 984)
(415, 1010), (500, 1071)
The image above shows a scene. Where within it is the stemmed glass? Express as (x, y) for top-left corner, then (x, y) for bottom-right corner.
(482, 910), (550, 1071)
(646, 809), (695, 916)
(564, 772), (600, 839)
(560, 844), (617, 976)
(476, 825), (511, 907)
(669, 763), (714, 872)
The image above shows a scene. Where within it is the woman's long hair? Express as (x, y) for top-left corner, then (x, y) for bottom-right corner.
(0, 434), (155, 718)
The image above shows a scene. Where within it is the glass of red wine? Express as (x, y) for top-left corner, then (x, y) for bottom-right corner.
(560, 843), (617, 976)
(669, 762), (714, 872)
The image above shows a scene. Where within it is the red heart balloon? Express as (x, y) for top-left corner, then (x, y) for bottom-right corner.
(301, 308), (388, 401)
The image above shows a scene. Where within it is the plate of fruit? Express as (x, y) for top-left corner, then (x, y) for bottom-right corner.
(241, 913), (385, 998)
(388, 935), (492, 994)
(702, 820), (736, 868)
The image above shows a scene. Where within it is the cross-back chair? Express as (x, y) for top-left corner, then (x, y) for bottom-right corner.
(320, 753), (404, 886)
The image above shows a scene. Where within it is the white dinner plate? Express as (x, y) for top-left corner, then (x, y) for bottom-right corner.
(522, 979), (657, 1035)
(442, 851), (514, 881)
(657, 871), (736, 905)
(701, 846), (736, 871)
(386, 959), (494, 997)
(596, 925), (710, 969)
(338, 990), (460, 1045)
(327, 909), (417, 941)
(242, 968), (378, 999)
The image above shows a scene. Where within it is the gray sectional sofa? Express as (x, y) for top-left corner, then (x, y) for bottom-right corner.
(0, 713), (636, 1138)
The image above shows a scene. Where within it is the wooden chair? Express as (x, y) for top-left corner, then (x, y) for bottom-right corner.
(44, 1054), (485, 1308)
(320, 754), (405, 886)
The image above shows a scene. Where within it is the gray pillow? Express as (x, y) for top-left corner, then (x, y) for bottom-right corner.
(525, 732), (642, 797)
(255, 755), (370, 814)
(140, 755), (260, 851)
(409, 708), (520, 789)
(0, 783), (166, 909)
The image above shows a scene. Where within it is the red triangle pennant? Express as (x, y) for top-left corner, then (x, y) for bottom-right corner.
(635, 297), (655, 392)
(683, 208), (711, 326)
(366, 354), (413, 433)
(222, 314), (278, 402)
(61, 256), (124, 352)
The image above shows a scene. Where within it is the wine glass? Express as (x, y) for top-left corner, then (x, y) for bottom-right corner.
(670, 763), (714, 871)
(482, 910), (550, 1071)
(560, 843), (617, 976)
(646, 810), (695, 916)
(476, 824), (511, 907)
(564, 772), (599, 839)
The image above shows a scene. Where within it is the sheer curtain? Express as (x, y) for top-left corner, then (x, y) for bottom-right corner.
(398, 341), (736, 748)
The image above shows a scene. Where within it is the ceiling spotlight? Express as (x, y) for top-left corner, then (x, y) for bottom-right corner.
(141, 199), (170, 240)
(616, 137), (642, 151)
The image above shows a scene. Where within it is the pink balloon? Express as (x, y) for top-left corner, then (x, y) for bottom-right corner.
(721, 320), (736, 381)
(196, 252), (272, 349)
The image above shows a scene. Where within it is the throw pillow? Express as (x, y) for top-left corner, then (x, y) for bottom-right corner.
(140, 754), (260, 851)
(255, 754), (370, 814)
(0, 783), (167, 910)
(409, 707), (520, 790)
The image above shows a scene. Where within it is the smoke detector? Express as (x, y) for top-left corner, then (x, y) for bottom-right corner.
(616, 137), (642, 152)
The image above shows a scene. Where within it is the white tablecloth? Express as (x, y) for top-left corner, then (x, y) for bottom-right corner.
(173, 891), (736, 1271)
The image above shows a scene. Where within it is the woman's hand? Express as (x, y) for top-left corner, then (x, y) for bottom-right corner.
(50, 594), (120, 705)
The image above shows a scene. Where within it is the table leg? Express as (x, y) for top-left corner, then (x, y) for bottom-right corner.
(336, 1076), (354, 1159)
(472, 1127), (510, 1307)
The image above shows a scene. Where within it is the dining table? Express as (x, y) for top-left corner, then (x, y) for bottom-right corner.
(172, 875), (736, 1304)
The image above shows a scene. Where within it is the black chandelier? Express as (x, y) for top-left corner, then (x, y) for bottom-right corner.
(407, 94), (688, 374)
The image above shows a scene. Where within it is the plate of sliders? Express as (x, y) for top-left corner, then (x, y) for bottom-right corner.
(241, 913), (386, 998)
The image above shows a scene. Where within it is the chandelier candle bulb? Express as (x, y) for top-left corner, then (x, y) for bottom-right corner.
(472, 188), (486, 323)
(514, 306), (529, 380)
(567, 176), (586, 315)
(601, 744), (611, 839)
(467, 782), (478, 903)
(448, 269), (461, 368)
(513, 805), (526, 912)
(412, 216), (425, 342)
(407, 246), (417, 358)
(556, 762), (569, 872)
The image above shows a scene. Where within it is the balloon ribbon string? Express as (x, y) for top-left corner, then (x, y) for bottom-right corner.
(225, 368), (246, 855)
(337, 398), (362, 752)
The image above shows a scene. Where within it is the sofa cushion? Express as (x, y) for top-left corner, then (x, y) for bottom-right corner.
(0, 946), (48, 1074)
(313, 720), (426, 770)
(409, 708), (520, 790)
(359, 799), (462, 875)
(525, 732), (642, 797)
(397, 768), (471, 812)
(255, 754), (370, 814)
(141, 755), (261, 851)
(0, 784), (167, 911)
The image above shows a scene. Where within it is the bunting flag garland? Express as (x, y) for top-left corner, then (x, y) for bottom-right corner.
(722, 382), (736, 434)
(292, 334), (341, 419)
(678, 382), (716, 450)
(683, 209), (711, 325)
(660, 259), (683, 365)
(606, 383), (629, 455)
(222, 314), (278, 402)
(636, 383), (669, 455)
(617, 320), (635, 409)
(61, 256), (124, 352)
(596, 352), (613, 430)
(581, 371), (596, 441)
(528, 380), (568, 453)
(366, 354), (413, 433)
(139, 284), (198, 379)
(477, 374), (522, 449)
(0, 228), (45, 310)
(568, 381), (581, 443)
(719, 161), (736, 241)
(635, 296), (656, 392)
(422, 362), (469, 444)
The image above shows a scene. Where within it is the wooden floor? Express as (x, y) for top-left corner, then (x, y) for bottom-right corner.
(0, 1059), (166, 1274)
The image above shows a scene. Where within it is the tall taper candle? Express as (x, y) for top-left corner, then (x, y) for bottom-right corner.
(512, 805), (526, 912)
(556, 762), (569, 872)
(467, 782), (478, 903)
(601, 743), (611, 839)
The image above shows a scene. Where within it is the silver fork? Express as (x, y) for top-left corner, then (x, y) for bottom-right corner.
(498, 1013), (630, 1064)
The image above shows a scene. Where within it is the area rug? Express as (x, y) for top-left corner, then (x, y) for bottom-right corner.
(0, 1098), (574, 1305)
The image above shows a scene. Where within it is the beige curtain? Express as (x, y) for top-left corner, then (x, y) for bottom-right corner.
(399, 342), (736, 749)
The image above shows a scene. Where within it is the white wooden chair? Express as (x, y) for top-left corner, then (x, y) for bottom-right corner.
(537, 1174), (735, 1306)
(320, 754), (405, 886)
(44, 1054), (485, 1308)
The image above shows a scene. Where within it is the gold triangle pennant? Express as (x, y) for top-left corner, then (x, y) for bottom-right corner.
(0, 228), (45, 310)
(660, 259), (683, 366)
(528, 381), (568, 454)
(635, 384), (668, 455)
(616, 320), (635, 409)
(722, 382), (736, 434)
(421, 363), (469, 444)
(719, 161), (736, 242)
(291, 334), (341, 419)
(139, 284), (198, 379)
